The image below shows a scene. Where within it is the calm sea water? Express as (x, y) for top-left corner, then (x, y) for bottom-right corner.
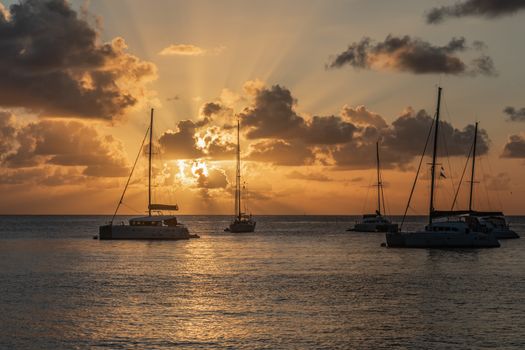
(0, 215), (524, 349)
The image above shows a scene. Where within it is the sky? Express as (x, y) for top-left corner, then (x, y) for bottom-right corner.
(0, 0), (524, 215)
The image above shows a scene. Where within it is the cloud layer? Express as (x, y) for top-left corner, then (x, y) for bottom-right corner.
(501, 134), (525, 158)
(0, 0), (156, 120)
(426, 0), (525, 24)
(328, 35), (495, 76)
(1, 114), (129, 177)
(504, 106), (525, 122)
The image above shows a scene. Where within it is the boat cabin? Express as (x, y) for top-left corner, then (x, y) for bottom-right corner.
(129, 215), (179, 227)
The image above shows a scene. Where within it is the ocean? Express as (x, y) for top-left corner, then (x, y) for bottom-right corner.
(1, 215), (524, 349)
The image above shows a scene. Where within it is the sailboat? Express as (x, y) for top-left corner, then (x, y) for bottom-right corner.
(225, 119), (256, 233)
(432, 122), (520, 239)
(386, 87), (499, 248)
(348, 142), (398, 232)
(98, 109), (198, 240)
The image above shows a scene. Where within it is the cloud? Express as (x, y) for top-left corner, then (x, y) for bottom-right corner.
(328, 35), (496, 76)
(331, 107), (490, 169)
(503, 106), (525, 122)
(158, 44), (225, 56)
(287, 171), (332, 182)
(2, 118), (129, 177)
(247, 140), (315, 166)
(0, 111), (17, 156)
(159, 120), (205, 159)
(240, 84), (357, 144)
(195, 167), (229, 189)
(342, 105), (388, 129)
(426, 0), (525, 24)
(0, 0), (157, 120)
(501, 134), (525, 158)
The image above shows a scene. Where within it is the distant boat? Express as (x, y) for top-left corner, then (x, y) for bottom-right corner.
(435, 122), (519, 239)
(225, 119), (256, 233)
(348, 142), (398, 233)
(386, 87), (499, 248)
(99, 109), (198, 240)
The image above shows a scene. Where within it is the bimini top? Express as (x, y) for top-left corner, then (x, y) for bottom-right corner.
(129, 215), (177, 223)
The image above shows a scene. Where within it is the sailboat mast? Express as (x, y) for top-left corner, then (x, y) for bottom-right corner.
(236, 119), (241, 220)
(376, 141), (381, 216)
(429, 87), (442, 225)
(468, 122), (478, 212)
(148, 108), (154, 217)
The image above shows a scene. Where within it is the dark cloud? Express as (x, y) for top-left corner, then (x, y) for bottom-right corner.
(287, 171), (332, 182)
(3, 119), (129, 177)
(504, 106), (525, 122)
(332, 108), (490, 169)
(426, 0), (525, 24)
(501, 134), (525, 158)
(240, 84), (356, 144)
(158, 120), (204, 159)
(0, 0), (156, 120)
(201, 102), (224, 117)
(240, 85), (306, 139)
(0, 111), (17, 156)
(328, 35), (496, 76)
(247, 140), (315, 166)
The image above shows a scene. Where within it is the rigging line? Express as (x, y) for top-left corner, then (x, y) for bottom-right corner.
(483, 153), (504, 211)
(451, 140), (474, 210)
(110, 124), (151, 224)
(400, 116), (435, 231)
(479, 158), (493, 211)
(121, 202), (142, 214)
(362, 174), (373, 214)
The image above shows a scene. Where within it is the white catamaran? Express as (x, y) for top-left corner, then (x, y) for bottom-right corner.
(225, 120), (256, 233)
(433, 122), (520, 239)
(386, 87), (499, 248)
(99, 109), (198, 240)
(348, 141), (398, 233)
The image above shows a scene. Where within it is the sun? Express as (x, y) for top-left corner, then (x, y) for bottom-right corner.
(191, 160), (209, 177)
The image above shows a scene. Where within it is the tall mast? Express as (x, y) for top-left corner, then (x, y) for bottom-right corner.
(376, 141), (381, 215)
(148, 108), (154, 217)
(235, 119), (241, 220)
(468, 122), (478, 211)
(429, 87), (442, 225)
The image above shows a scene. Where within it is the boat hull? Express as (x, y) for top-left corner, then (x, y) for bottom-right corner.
(385, 231), (500, 248)
(98, 224), (199, 240)
(353, 223), (398, 233)
(229, 221), (256, 233)
(492, 228), (520, 239)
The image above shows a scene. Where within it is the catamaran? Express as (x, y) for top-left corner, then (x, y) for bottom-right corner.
(433, 122), (519, 239)
(386, 87), (499, 248)
(225, 120), (256, 233)
(348, 142), (398, 232)
(99, 109), (198, 240)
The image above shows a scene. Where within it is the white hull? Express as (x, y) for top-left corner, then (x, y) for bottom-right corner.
(386, 231), (499, 248)
(99, 224), (198, 240)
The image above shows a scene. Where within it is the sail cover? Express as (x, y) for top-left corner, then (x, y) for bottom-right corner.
(149, 204), (179, 211)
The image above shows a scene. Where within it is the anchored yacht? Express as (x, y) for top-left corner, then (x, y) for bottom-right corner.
(225, 120), (256, 233)
(98, 109), (198, 240)
(386, 87), (499, 248)
(349, 142), (398, 233)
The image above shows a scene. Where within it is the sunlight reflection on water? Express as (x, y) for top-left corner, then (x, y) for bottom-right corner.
(0, 215), (524, 349)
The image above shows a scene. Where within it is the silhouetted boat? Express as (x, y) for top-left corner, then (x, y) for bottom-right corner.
(225, 119), (256, 233)
(99, 109), (198, 240)
(386, 87), (499, 248)
(441, 122), (519, 239)
(348, 142), (398, 232)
